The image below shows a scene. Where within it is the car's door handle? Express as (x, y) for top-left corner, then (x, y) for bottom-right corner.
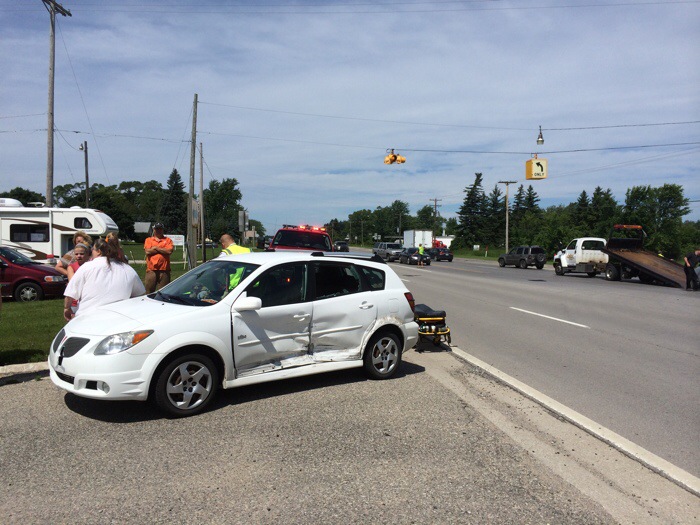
(359, 303), (374, 310)
(293, 314), (309, 319)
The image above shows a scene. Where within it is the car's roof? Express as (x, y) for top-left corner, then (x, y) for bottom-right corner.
(216, 251), (384, 266)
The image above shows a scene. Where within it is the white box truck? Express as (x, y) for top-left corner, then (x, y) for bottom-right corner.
(403, 230), (433, 248)
(0, 198), (118, 263)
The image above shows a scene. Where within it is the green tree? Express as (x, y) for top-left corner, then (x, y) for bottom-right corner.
(161, 169), (187, 235)
(455, 172), (486, 248)
(203, 177), (243, 242)
(89, 184), (136, 239)
(483, 184), (505, 249)
(0, 187), (44, 205)
(589, 187), (619, 237)
(621, 184), (690, 257)
(415, 205), (436, 231)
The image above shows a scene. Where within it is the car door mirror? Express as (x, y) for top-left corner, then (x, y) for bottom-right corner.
(0, 260), (7, 268)
(233, 295), (262, 312)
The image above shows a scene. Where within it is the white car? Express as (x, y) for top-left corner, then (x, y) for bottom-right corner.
(49, 252), (419, 417)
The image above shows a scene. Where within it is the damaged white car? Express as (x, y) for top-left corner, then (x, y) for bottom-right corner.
(49, 251), (419, 417)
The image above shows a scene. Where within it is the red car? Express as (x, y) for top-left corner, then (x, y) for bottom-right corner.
(0, 246), (67, 302)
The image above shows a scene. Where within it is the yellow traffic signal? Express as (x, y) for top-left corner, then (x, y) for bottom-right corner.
(384, 149), (405, 164)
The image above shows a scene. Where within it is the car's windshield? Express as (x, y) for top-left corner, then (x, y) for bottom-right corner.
(155, 260), (260, 306)
(0, 247), (36, 265)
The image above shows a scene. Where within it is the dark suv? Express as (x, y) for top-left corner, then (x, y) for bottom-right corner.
(269, 225), (333, 251)
(498, 246), (546, 269)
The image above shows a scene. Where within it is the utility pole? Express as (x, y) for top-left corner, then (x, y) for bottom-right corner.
(199, 142), (206, 262)
(187, 93), (198, 269)
(43, 0), (71, 207)
(498, 180), (518, 253)
(79, 141), (89, 207)
(430, 197), (442, 234)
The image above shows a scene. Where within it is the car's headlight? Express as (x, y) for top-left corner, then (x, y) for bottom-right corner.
(94, 330), (154, 355)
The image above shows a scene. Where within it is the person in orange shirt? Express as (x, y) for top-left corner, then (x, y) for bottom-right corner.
(144, 223), (174, 293)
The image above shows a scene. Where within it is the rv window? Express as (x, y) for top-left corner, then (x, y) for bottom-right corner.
(10, 224), (49, 243)
(74, 217), (93, 229)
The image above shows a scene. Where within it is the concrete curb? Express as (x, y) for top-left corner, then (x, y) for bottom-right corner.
(449, 345), (700, 498)
(0, 361), (50, 385)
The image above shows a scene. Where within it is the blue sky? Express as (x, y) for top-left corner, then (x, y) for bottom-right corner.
(2, 0), (699, 234)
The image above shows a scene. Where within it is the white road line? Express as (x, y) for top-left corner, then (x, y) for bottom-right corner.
(449, 346), (700, 498)
(510, 307), (590, 329)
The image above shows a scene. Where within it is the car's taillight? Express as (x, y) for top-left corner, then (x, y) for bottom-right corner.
(404, 292), (416, 313)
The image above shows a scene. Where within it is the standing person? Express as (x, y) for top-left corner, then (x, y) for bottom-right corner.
(55, 231), (93, 276)
(65, 242), (91, 315)
(66, 243), (91, 281)
(683, 248), (700, 291)
(144, 223), (174, 293)
(218, 234), (251, 256)
(106, 232), (128, 263)
(63, 238), (145, 321)
(418, 243), (425, 267)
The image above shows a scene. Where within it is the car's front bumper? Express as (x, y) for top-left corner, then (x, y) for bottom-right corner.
(48, 345), (154, 401)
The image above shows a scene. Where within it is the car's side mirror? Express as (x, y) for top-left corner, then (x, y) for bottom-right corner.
(233, 295), (262, 312)
(0, 260), (8, 268)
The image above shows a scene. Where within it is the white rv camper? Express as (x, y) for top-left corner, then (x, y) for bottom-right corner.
(0, 198), (118, 263)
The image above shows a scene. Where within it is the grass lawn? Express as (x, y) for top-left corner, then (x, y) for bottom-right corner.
(0, 249), (192, 367)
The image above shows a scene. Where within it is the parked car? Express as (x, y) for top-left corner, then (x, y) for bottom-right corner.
(375, 242), (403, 262)
(333, 240), (349, 252)
(428, 247), (453, 262)
(498, 246), (547, 269)
(0, 246), (68, 301)
(398, 248), (431, 266)
(48, 251), (419, 417)
(269, 225), (333, 251)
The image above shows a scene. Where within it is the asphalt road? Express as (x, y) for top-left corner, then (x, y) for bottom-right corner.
(393, 256), (700, 478)
(3, 348), (698, 524)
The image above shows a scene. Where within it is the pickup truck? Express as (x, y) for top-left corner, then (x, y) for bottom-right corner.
(374, 242), (403, 262)
(553, 237), (608, 277)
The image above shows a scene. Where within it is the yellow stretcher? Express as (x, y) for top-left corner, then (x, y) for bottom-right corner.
(415, 303), (451, 346)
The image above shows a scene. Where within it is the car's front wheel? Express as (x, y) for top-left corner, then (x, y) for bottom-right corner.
(363, 331), (402, 380)
(153, 354), (219, 417)
(14, 282), (43, 302)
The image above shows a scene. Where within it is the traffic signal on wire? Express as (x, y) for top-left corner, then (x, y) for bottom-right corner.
(384, 149), (406, 164)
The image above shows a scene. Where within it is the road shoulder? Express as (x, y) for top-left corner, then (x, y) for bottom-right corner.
(407, 346), (700, 525)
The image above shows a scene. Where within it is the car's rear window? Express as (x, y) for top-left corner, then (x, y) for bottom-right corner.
(358, 266), (385, 291)
(531, 247), (545, 254)
(581, 240), (605, 250)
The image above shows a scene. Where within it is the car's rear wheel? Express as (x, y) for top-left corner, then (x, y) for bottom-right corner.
(605, 263), (620, 281)
(519, 259), (528, 269)
(536, 263), (544, 270)
(498, 258), (505, 267)
(153, 354), (219, 417)
(14, 282), (43, 302)
(363, 331), (402, 380)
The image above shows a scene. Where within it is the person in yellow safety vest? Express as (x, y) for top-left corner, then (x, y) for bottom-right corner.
(219, 234), (252, 256)
(218, 234), (251, 291)
(418, 243), (425, 267)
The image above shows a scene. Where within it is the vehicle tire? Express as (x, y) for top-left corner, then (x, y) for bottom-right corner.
(519, 259), (528, 269)
(363, 331), (402, 380)
(498, 258), (505, 267)
(153, 354), (219, 417)
(536, 263), (544, 270)
(605, 263), (620, 281)
(554, 263), (564, 276)
(14, 282), (43, 302)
